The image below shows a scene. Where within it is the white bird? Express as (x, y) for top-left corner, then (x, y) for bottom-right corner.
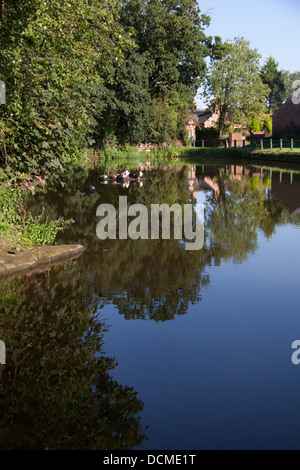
(117, 170), (130, 179)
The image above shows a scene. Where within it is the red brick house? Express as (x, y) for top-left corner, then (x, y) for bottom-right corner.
(272, 98), (300, 137)
(191, 108), (220, 129)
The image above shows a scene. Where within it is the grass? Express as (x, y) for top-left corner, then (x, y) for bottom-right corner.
(0, 180), (74, 249)
(172, 145), (300, 165)
(84, 143), (300, 173)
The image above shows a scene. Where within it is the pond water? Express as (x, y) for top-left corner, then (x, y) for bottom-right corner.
(1, 160), (300, 450)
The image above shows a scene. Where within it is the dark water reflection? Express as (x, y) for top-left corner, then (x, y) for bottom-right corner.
(1, 161), (300, 449)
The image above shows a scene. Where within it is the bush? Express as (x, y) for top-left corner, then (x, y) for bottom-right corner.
(249, 117), (261, 132)
(22, 209), (74, 246)
(0, 183), (73, 246)
(196, 127), (219, 140)
(262, 115), (272, 133)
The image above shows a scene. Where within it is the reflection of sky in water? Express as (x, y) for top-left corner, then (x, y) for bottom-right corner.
(99, 168), (300, 450)
(2, 163), (300, 450)
(102, 222), (300, 450)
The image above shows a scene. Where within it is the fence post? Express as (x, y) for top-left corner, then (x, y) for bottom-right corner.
(260, 139), (263, 150)
(291, 139), (294, 151)
(234, 140), (236, 148)
(202, 139), (204, 148)
(243, 140), (245, 148)
(270, 138), (272, 150)
(280, 139), (283, 150)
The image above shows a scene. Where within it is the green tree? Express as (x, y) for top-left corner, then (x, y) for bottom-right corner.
(120, 0), (210, 97)
(118, 0), (212, 144)
(94, 50), (152, 146)
(262, 115), (272, 134)
(260, 56), (287, 113)
(203, 37), (270, 136)
(249, 116), (261, 132)
(0, 0), (132, 173)
(0, 267), (146, 449)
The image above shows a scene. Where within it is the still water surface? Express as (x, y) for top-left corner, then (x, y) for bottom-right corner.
(1, 161), (300, 449)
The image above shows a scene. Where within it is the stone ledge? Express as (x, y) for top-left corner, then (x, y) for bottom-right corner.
(0, 244), (85, 283)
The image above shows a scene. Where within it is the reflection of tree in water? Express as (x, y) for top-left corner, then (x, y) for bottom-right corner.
(4, 164), (299, 449)
(26, 167), (211, 322)
(0, 266), (146, 450)
(83, 239), (209, 321)
(204, 169), (297, 263)
(22, 165), (298, 323)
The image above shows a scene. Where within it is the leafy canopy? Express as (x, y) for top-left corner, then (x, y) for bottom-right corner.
(203, 37), (270, 135)
(0, 0), (133, 172)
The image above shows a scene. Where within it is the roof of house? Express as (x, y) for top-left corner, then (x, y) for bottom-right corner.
(272, 97), (300, 118)
(190, 109), (212, 124)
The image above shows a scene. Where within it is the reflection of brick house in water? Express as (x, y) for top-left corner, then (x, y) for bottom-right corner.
(272, 98), (300, 137)
(270, 171), (300, 215)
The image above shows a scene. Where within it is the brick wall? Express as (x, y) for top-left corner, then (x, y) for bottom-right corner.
(228, 132), (243, 147)
(272, 99), (300, 135)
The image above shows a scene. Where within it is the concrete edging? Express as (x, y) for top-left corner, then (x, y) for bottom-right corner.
(0, 244), (86, 282)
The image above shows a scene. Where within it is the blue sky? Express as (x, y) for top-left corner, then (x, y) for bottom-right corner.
(196, 0), (300, 107)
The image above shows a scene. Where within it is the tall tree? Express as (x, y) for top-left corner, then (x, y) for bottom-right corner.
(260, 56), (287, 113)
(120, 0), (211, 97)
(0, 0), (132, 172)
(94, 50), (152, 146)
(116, 0), (212, 144)
(203, 37), (270, 136)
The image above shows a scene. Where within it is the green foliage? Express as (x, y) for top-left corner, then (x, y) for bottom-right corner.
(0, 273), (146, 449)
(260, 56), (287, 113)
(94, 51), (152, 146)
(0, 0), (132, 173)
(0, 183), (23, 226)
(0, 0), (214, 165)
(120, 0), (210, 97)
(262, 115), (272, 133)
(0, 182), (73, 246)
(249, 117), (261, 132)
(22, 208), (74, 246)
(197, 127), (219, 140)
(94, 0), (213, 146)
(204, 37), (270, 135)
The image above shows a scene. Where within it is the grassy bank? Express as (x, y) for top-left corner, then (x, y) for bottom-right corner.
(174, 146), (300, 166)
(0, 178), (74, 252)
